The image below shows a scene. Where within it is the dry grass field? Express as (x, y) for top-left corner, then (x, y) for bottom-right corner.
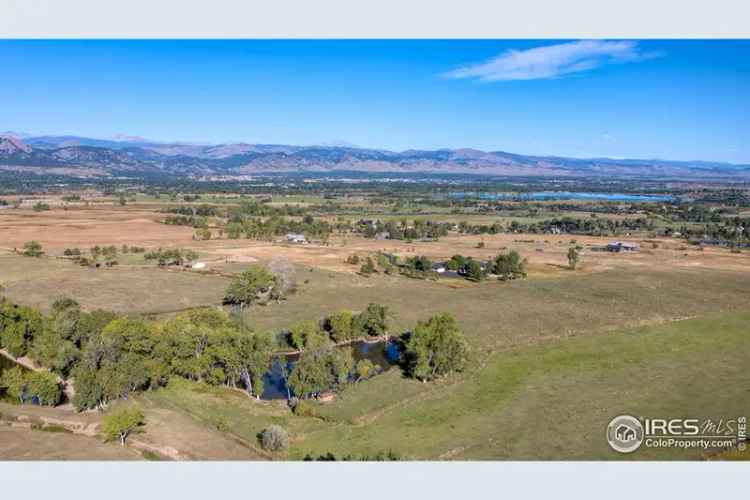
(0, 426), (143, 460)
(0, 252), (229, 314)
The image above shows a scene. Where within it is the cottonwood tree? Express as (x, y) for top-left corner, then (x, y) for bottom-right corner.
(30, 298), (82, 376)
(101, 406), (144, 446)
(288, 348), (354, 398)
(324, 310), (354, 343)
(405, 312), (468, 381)
(223, 265), (278, 308)
(288, 320), (329, 351)
(354, 303), (390, 343)
(465, 259), (485, 281)
(491, 251), (527, 281)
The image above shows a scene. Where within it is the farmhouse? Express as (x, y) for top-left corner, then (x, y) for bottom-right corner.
(286, 233), (307, 244)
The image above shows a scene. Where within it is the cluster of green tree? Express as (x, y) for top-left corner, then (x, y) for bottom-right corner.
(285, 304), (390, 351)
(0, 366), (62, 406)
(144, 248), (199, 267)
(62, 245), (143, 267)
(455, 221), (505, 235)
(489, 251), (528, 280)
(359, 218), (451, 241)
(286, 347), (355, 398)
(399, 255), (438, 280)
(70, 307), (274, 410)
(286, 309), (466, 398)
(229, 200), (307, 217)
(2, 293), (412, 411)
(90, 245), (120, 267)
(688, 189), (750, 208)
(61, 194), (81, 202)
(672, 217), (750, 243)
(354, 252), (434, 280)
(303, 450), (401, 461)
(163, 214), (211, 228)
(163, 204), (219, 217)
(224, 214), (332, 241)
(445, 251), (527, 281)
(223, 264), (290, 307)
(649, 203), (731, 223)
(444, 254), (485, 281)
(33, 202), (51, 212)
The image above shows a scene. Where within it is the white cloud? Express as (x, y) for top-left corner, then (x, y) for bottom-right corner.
(444, 40), (660, 82)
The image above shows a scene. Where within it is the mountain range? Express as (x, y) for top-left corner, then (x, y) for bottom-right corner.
(1, 133), (748, 179)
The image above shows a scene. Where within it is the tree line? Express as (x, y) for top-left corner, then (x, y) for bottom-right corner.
(0, 291), (468, 410)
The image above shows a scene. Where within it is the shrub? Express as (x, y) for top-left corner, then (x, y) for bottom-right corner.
(359, 257), (375, 275)
(260, 425), (289, 452)
(346, 254), (360, 265)
(292, 400), (317, 417)
(22, 240), (44, 257)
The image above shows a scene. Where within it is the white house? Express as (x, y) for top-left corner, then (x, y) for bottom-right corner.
(286, 233), (307, 244)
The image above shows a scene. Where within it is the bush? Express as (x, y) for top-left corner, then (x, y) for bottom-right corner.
(260, 425), (289, 451)
(359, 257), (375, 275)
(346, 254), (360, 265)
(294, 400), (317, 417)
(22, 240), (44, 257)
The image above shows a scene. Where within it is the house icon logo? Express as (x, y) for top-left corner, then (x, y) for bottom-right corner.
(607, 415), (644, 453)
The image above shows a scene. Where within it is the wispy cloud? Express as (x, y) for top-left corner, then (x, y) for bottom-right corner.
(444, 40), (661, 82)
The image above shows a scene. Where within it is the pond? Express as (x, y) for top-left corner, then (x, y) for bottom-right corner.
(449, 191), (677, 202)
(260, 339), (401, 400)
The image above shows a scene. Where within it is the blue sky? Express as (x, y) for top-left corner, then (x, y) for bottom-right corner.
(1, 40), (748, 163)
